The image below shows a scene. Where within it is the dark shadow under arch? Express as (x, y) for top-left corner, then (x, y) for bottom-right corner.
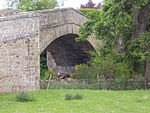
(40, 34), (94, 75)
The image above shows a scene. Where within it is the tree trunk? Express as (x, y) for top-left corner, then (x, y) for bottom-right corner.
(145, 60), (150, 81)
(132, 1), (150, 78)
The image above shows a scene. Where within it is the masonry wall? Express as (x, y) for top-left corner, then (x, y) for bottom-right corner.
(0, 8), (97, 93)
(0, 36), (39, 93)
(39, 9), (88, 53)
(0, 12), (40, 93)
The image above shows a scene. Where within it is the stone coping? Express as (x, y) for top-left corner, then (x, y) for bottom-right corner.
(0, 8), (88, 22)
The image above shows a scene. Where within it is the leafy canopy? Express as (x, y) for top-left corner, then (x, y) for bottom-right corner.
(6, 0), (58, 11)
(76, 0), (150, 78)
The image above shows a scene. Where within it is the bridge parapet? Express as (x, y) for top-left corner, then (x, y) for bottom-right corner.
(0, 8), (90, 93)
(0, 12), (39, 43)
(39, 8), (87, 29)
(0, 8), (88, 43)
(38, 8), (88, 52)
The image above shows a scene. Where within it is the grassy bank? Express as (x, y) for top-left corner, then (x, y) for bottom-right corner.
(0, 90), (150, 113)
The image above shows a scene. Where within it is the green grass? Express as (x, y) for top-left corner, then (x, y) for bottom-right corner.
(0, 90), (150, 113)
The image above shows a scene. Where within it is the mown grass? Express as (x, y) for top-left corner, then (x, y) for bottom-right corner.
(0, 90), (150, 113)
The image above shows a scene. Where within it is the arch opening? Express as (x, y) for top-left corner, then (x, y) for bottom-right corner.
(40, 34), (94, 78)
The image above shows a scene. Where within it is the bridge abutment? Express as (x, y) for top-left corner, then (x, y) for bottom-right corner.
(0, 8), (99, 93)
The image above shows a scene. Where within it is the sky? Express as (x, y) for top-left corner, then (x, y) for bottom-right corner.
(0, 0), (103, 9)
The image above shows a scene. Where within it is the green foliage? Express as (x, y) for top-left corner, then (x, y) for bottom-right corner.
(71, 64), (94, 79)
(40, 50), (48, 79)
(79, 8), (101, 18)
(77, 9), (101, 41)
(16, 92), (34, 102)
(72, 49), (132, 79)
(78, 0), (150, 77)
(44, 69), (56, 80)
(7, 0), (58, 11)
(73, 93), (83, 100)
(124, 32), (150, 73)
(65, 93), (73, 100)
(40, 51), (56, 80)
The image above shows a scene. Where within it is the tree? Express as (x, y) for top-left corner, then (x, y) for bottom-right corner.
(78, 0), (150, 79)
(79, 8), (100, 18)
(72, 49), (131, 80)
(80, 0), (101, 9)
(6, 0), (58, 11)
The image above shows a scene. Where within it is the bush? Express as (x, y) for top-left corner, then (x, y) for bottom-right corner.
(73, 93), (83, 100)
(65, 93), (83, 100)
(79, 8), (101, 18)
(44, 69), (56, 80)
(65, 93), (73, 100)
(16, 92), (34, 102)
(71, 64), (95, 79)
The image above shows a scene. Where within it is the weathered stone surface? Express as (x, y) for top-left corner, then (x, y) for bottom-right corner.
(0, 10), (22, 17)
(0, 36), (39, 93)
(0, 8), (99, 93)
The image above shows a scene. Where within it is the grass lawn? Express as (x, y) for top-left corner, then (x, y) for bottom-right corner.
(0, 90), (150, 113)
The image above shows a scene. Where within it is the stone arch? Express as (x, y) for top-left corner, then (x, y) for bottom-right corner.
(0, 8), (100, 93)
(40, 24), (80, 53)
(39, 23), (97, 53)
(41, 33), (95, 75)
(39, 20), (98, 75)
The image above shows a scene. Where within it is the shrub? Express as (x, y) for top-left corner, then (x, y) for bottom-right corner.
(79, 8), (101, 18)
(16, 92), (34, 102)
(44, 69), (56, 80)
(65, 93), (83, 100)
(71, 64), (95, 79)
(65, 93), (73, 100)
(73, 93), (83, 100)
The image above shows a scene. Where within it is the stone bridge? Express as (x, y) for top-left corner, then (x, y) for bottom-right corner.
(0, 8), (99, 93)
